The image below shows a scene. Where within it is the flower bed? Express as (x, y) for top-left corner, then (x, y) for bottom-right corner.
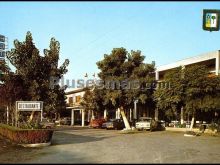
(0, 124), (54, 144)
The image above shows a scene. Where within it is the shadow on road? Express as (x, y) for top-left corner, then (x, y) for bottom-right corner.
(51, 131), (111, 146)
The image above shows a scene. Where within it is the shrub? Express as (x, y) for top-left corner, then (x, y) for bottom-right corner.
(0, 124), (53, 144)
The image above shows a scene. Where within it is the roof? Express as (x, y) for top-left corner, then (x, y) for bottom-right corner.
(156, 50), (220, 72)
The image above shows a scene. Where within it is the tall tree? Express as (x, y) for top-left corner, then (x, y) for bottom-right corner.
(154, 67), (185, 120)
(6, 31), (69, 124)
(96, 48), (155, 129)
(154, 64), (220, 129)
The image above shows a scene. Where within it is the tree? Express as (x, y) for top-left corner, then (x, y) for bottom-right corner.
(96, 48), (155, 130)
(5, 31), (69, 125)
(154, 67), (185, 121)
(184, 65), (220, 129)
(154, 64), (220, 130)
(81, 88), (96, 120)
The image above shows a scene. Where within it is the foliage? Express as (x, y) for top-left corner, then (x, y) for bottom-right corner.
(96, 47), (155, 110)
(154, 67), (184, 118)
(154, 64), (220, 119)
(4, 31), (69, 120)
(0, 124), (53, 144)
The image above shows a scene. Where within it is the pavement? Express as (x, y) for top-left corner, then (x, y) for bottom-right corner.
(0, 127), (220, 163)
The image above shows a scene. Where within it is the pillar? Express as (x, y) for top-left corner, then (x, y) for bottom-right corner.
(104, 109), (107, 119)
(181, 107), (184, 125)
(71, 109), (74, 126)
(155, 108), (158, 121)
(216, 53), (220, 75)
(82, 109), (85, 127)
(133, 100), (138, 120)
(156, 71), (159, 81)
(92, 110), (95, 119)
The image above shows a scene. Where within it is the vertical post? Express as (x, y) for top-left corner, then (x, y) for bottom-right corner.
(87, 110), (90, 122)
(180, 106), (184, 125)
(41, 110), (43, 122)
(82, 109), (85, 127)
(71, 109), (74, 126)
(92, 110), (95, 119)
(155, 108), (158, 121)
(216, 53), (220, 75)
(15, 102), (18, 127)
(6, 106), (9, 125)
(133, 100), (137, 120)
(104, 109), (107, 119)
(130, 108), (132, 122)
(155, 71), (159, 80)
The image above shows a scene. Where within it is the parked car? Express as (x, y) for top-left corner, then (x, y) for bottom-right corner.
(102, 119), (125, 130)
(90, 118), (106, 128)
(40, 118), (55, 129)
(135, 117), (152, 130)
(60, 117), (71, 125)
(150, 120), (166, 131)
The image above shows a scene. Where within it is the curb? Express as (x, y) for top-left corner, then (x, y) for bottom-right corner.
(19, 141), (51, 148)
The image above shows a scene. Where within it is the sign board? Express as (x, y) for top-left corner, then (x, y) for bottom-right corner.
(0, 35), (5, 42)
(16, 101), (43, 111)
(203, 9), (220, 31)
(15, 101), (44, 127)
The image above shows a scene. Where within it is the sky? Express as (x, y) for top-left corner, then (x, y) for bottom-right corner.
(1, 2), (220, 89)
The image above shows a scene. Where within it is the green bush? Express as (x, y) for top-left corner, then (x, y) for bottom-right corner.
(208, 122), (220, 132)
(0, 124), (53, 144)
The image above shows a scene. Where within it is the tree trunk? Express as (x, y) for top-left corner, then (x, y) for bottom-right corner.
(28, 111), (35, 123)
(119, 107), (131, 130)
(190, 113), (195, 131)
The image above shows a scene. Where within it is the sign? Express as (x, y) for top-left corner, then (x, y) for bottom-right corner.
(203, 9), (220, 31)
(0, 35), (5, 42)
(15, 101), (44, 127)
(16, 101), (43, 111)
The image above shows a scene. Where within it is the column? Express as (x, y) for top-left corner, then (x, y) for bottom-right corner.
(87, 110), (90, 122)
(155, 108), (158, 121)
(180, 107), (184, 125)
(92, 110), (95, 119)
(71, 109), (74, 126)
(104, 109), (107, 119)
(82, 109), (85, 127)
(216, 53), (220, 75)
(133, 100), (137, 120)
(156, 71), (159, 81)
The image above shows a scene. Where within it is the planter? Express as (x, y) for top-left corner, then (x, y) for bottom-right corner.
(0, 124), (54, 147)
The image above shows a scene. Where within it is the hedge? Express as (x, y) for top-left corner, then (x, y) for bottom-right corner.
(0, 124), (54, 144)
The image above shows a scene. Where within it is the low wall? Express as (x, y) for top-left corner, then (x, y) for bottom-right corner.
(0, 124), (54, 145)
(165, 127), (218, 134)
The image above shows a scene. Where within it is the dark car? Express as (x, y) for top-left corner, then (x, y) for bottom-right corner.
(102, 119), (125, 130)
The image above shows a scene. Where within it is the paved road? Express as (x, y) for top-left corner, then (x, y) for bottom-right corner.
(0, 127), (220, 163)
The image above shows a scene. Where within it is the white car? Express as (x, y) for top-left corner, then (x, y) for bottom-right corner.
(136, 117), (152, 130)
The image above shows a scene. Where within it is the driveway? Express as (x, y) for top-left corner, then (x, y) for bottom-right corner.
(0, 127), (220, 163)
